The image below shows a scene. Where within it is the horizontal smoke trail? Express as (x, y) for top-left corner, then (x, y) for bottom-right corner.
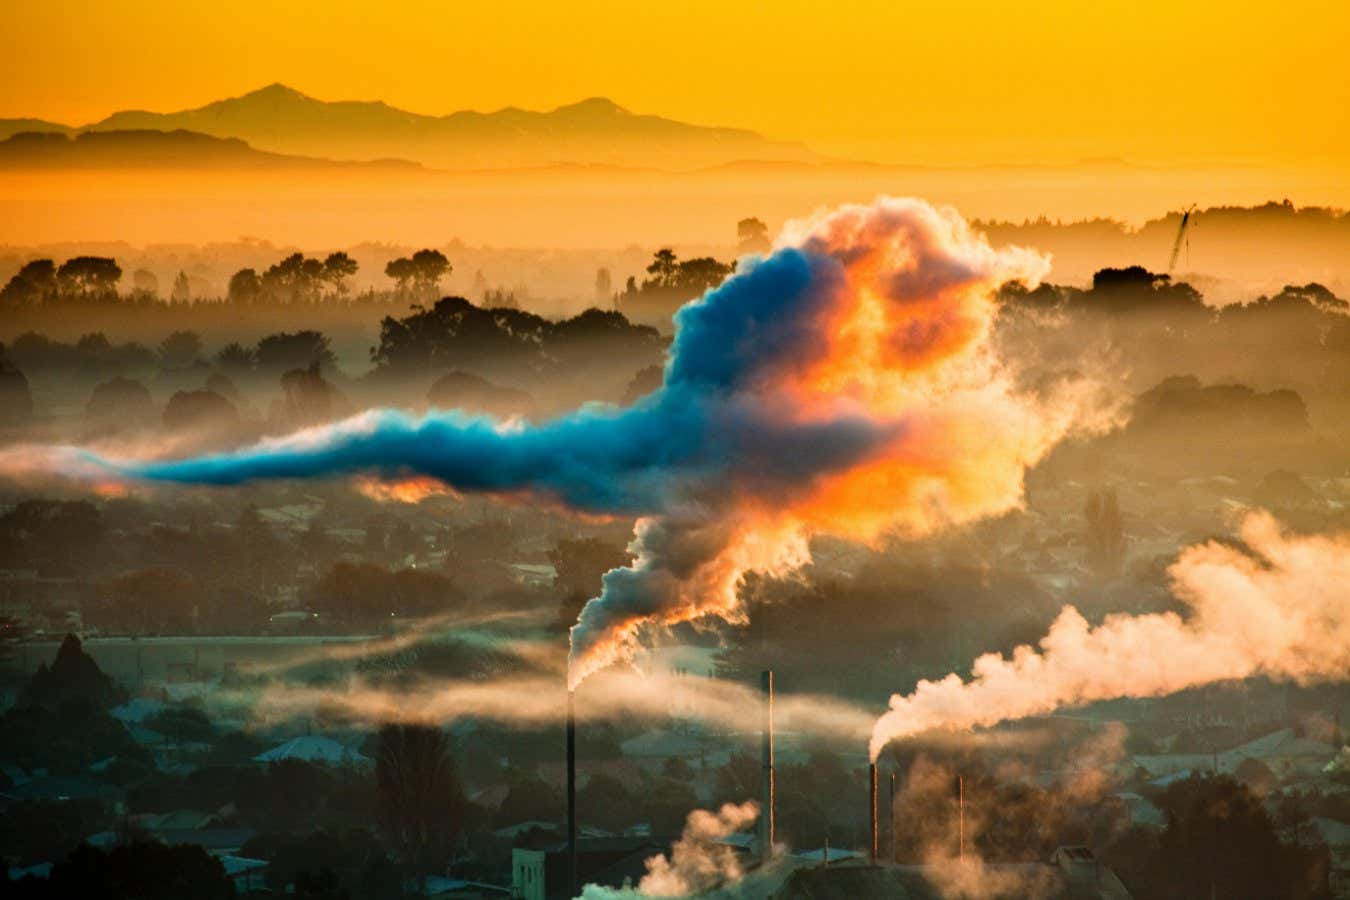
(33, 198), (1119, 688)
(241, 667), (878, 743)
(869, 511), (1350, 760)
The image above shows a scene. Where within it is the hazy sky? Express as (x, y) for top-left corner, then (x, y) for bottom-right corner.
(2, 0), (1347, 167)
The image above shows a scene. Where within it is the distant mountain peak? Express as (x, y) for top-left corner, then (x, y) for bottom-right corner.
(240, 82), (312, 103)
(551, 97), (631, 118)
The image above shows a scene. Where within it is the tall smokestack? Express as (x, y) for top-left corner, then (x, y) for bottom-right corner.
(759, 670), (774, 863)
(889, 771), (897, 863)
(869, 763), (878, 864)
(957, 773), (965, 864)
(567, 689), (577, 895)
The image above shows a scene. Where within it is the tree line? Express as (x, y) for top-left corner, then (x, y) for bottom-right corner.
(0, 249), (454, 308)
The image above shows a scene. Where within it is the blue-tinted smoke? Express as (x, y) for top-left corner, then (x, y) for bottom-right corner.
(89, 247), (892, 512)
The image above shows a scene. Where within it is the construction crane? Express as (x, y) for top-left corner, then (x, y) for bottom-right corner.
(1167, 204), (1198, 275)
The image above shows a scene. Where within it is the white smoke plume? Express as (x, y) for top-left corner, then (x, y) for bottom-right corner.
(870, 511), (1350, 759)
(578, 801), (759, 899)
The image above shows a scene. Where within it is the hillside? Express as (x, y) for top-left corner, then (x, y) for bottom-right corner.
(69, 84), (820, 171)
(0, 118), (73, 141)
(0, 129), (421, 171)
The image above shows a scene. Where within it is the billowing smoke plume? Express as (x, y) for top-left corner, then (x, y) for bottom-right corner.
(579, 801), (759, 899)
(41, 198), (1114, 687)
(870, 511), (1350, 760)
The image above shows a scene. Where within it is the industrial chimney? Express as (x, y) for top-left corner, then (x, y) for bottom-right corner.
(567, 689), (578, 895)
(759, 670), (774, 863)
(957, 773), (965, 863)
(889, 771), (897, 864)
(869, 763), (878, 864)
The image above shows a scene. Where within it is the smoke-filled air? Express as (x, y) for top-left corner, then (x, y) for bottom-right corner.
(7, 11), (1350, 896)
(870, 511), (1350, 759)
(579, 802), (761, 898)
(42, 198), (1111, 688)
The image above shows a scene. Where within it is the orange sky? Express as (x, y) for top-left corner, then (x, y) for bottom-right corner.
(2, 0), (1347, 168)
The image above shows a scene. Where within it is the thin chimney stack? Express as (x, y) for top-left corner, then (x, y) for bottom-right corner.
(759, 670), (775, 863)
(957, 773), (965, 863)
(869, 763), (879, 864)
(566, 689), (578, 895)
(889, 771), (897, 864)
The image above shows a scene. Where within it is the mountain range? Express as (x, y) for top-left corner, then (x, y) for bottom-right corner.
(0, 84), (821, 171)
(0, 129), (421, 172)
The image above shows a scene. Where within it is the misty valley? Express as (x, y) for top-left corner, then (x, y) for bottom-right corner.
(2, 17), (1350, 895)
(0, 203), (1346, 900)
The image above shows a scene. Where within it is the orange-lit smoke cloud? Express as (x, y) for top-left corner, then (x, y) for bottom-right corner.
(869, 511), (1350, 760)
(29, 198), (1119, 691)
(568, 198), (1119, 687)
(353, 474), (461, 504)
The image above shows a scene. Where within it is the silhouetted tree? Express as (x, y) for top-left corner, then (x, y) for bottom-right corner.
(385, 257), (416, 296)
(261, 252), (324, 304)
(737, 216), (771, 253)
(410, 249), (450, 295)
(20, 634), (122, 709)
(1, 259), (58, 305)
(426, 371), (535, 418)
(214, 341), (255, 373)
(158, 330), (203, 368)
(322, 251), (359, 299)
(255, 330), (335, 372)
(374, 723), (465, 879)
(1111, 774), (1331, 899)
(481, 286), (518, 308)
(646, 248), (679, 288)
(56, 256), (122, 300)
(1085, 488), (1125, 576)
(205, 371), (240, 402)
(278, 362), (345, 427)
(227, 268), (262, 304)
(372, 296), (658, 375)
(130, 268), (159, 300)
(170, 270), (191, 303)
(85, 377), (155, 427)
(623, 249), (733, 327)
(672, 256), (733, 293)
(162, 389), (239, 431)
(0, 350), (33, 425)
(595, 267), (613, 304)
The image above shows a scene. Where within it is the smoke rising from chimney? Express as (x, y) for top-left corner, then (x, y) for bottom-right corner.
(870, 511), (1350, 760)
(22, 197), (1118, 689)
(579, 801), (760, 898)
